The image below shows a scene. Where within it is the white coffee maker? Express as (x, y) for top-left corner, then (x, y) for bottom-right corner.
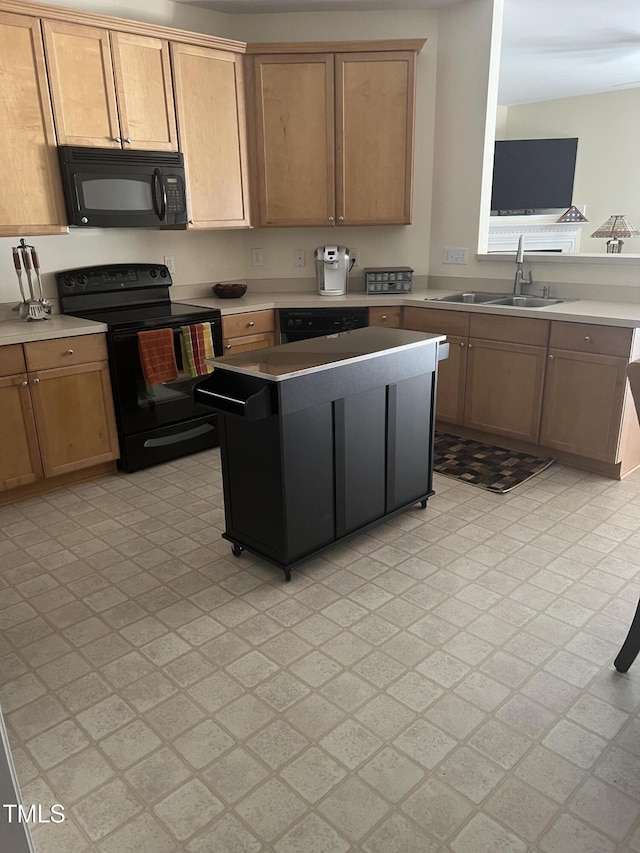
(315, 245), (350, 296)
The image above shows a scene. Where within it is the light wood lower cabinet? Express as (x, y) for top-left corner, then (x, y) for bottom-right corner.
(222, 309), (276, 356)
(369, 307), (402, 328)
(0, 335), (119, 493)
(435, 335), (467, 424)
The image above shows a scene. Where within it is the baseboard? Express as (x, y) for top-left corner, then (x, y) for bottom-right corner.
(0, 462), (118, 507)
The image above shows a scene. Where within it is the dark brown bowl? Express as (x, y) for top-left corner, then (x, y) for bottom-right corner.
(212, 283), (247, 299)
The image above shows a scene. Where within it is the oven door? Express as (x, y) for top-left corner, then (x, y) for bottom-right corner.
(109, 321), (222, 435)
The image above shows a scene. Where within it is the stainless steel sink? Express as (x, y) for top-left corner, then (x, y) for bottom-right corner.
(490, 296), (565, 308)
(430, 292), (511, 304)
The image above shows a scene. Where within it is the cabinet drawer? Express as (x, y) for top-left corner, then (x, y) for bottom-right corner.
(469, 314), (549, 346)
(549, 322), (633, 357)
(223, 331), (275, 355)
(0, 344), (26, 377)
(222, 310), (275, 339)
(404, 307), (470, 337)
(24, 334), (108, 371)
(369, 307), (401, 327)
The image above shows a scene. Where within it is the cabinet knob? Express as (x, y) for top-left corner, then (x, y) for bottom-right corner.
(584, 336), (591, 342)
(124, 137), (132, 144)
(338, 216), (344, 221)
(114, 136), (122, 143)
(460, 341), (466, 347)
(248, 321), (255, 327)
(66, 349), (74, 355)
(468, 343), (473, 349)
(32, 378), (40, 384)
(381, 315), (387, 321)
(225, 344), (231, 350)
(21, 380), (28, 387)
(548, 354), (554, 360)
(328, 216), (334, 222)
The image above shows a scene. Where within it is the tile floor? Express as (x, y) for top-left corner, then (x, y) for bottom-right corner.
(1, 449), (640, 852)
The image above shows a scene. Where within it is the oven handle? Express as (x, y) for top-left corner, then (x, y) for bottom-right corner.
(111, 323), (220, 344)
(152, 169), (167, 222)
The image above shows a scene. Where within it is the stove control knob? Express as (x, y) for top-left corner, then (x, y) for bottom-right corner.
(63, 276), (75, 288)
(77, 274), (87, 286)
(160, 267), (168, 278)
(149, 268), (158, 278)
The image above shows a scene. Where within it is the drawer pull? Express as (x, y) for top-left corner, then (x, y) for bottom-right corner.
(66, 349), (74, 355)
(32, 378), (40, 384)
(248, 321), (255, 327)
(381, 315), (387, 321)
(584, 336), (591, 342)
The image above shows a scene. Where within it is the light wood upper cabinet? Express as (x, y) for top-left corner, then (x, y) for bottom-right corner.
(251, 54), (334, 227)
(43, 20), (177, 150)
(0, 11), (67, 237)
(336, 52), (415, 225)
(249, 47), (419, 227)
(172, 43), (250, 228)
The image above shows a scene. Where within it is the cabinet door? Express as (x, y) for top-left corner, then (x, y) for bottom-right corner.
(464, 339), (547, 442)
(251, 54), (335, 227)
(540, 349), (627, 462)
(0, 12), (67, 236)
(336, 51), (416, 225)
(0, 375), (43, 490)
(29, 362), (119, 478)
(436, 335), (467, 426)
(111, 32), (177, 151)
(223, 332), (275, 356)
(43, 20), (121, 148)
(172, 44), (250, 228)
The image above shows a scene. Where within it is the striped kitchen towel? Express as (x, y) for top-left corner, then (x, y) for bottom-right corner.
(137, 328), (179, 385)
(181, 322), (215, 377)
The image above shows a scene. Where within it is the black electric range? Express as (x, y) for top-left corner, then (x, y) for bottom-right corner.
(57, 263), (223, 472)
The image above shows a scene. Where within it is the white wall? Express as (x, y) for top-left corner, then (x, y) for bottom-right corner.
(502, 88), (640, 254)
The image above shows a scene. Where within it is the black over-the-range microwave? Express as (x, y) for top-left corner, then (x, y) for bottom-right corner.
(58, 145), (188, 228)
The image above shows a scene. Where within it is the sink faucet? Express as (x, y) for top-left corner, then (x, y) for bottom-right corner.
(513, 234), (533, 295)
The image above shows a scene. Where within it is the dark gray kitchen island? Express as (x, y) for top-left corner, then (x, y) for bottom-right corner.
(194, 326), (447, 580)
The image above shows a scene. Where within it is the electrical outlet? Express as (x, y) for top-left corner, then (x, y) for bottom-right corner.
(350, 248), (359, 267)
(163, 255), (176, 274)
(443, 247), (469, 264)
(294, 249), (306, 268)
(251, 248), (264, 267)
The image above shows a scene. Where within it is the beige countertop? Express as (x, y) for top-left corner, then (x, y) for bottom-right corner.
(3, 287), (640, 346)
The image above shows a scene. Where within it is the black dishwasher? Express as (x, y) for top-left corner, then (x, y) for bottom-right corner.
(279, 307), (369, 343)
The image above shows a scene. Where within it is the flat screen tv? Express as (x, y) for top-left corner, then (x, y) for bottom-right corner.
(491, 137), (578, 214)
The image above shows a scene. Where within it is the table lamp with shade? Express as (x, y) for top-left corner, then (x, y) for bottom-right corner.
(590, 215), (640, 253)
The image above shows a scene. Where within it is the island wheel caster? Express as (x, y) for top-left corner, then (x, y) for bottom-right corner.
(231, 544), (244, 558)
(420, 499), (428, 509)
(284, 569), (292, 582)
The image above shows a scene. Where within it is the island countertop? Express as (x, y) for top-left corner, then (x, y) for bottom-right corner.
(208, 325), (446, 381)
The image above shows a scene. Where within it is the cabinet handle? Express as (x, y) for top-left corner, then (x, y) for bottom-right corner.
(248, 321), (255, 327)
(548, 354), (554, 360)
(32, 378), (40, 384)
(328, 216), (334, 222)
(124, 137), (132, 144)
(66, 349), (74, 355)
(21, 380), (28, 387)
(338, 216), (344, 221)
(114, 136), (122, 143)
(584, 336), (591, 342)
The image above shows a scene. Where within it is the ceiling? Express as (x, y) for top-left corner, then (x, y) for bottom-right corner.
(174, 0), (640, 105)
